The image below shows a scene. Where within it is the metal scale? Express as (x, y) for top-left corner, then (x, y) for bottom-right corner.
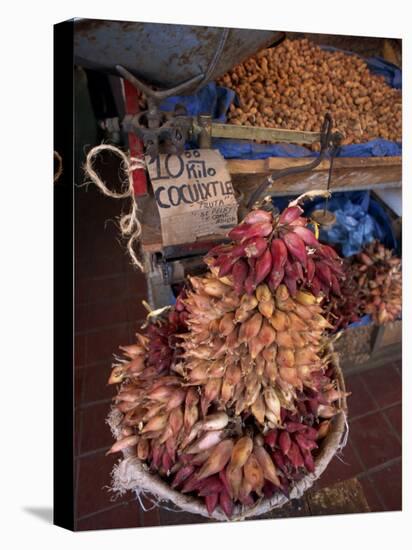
(75, 19), (342, 307)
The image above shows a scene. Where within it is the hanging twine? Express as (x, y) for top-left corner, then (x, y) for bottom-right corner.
(83, 144), (146, 272)
(54, 151), (63, 183)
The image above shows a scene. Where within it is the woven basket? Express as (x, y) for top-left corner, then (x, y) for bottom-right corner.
(108, 350), (347, 522)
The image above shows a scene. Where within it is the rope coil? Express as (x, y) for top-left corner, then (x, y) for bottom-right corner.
(83, 144), (146, 272)
(54, 151), (63, 183)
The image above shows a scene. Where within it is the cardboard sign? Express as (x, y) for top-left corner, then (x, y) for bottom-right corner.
(146, 149), (238, 246)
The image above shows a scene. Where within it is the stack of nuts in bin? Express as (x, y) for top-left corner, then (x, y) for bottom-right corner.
(107, 199), (350, 518)
(217, 38), (402, 146)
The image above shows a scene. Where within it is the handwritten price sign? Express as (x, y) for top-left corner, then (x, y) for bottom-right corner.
(146, 149), (238, 246)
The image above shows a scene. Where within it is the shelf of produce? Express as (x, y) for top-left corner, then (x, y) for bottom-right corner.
(140, 155), (401, 253)
(228, 156), (402, 196)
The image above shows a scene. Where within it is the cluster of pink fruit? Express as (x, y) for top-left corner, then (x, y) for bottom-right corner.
(107, 201), (348, 518)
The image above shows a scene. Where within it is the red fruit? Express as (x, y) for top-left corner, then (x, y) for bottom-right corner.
(263, 480), (277, 498)
(306, 398), (319, 416)
(205, 493), (219, 515)
(213, 253), (230, 268)
(268, 267), (285, 293)
(297, 400), (308, 416)
(300, 447), (315, 473)
(227, 242), (248, 258)
(219, 468), (232, 496)
(310, 276), (321, 296)
(244, 237), (268, 258)
(330, 273), (342, 296)
(283, 232), (307, 268)
(232, 259), (248, 294)
(179, 311), (189, 324)
(279, 206), (303, 225)
(206, 243), (233, 257)
(284, 421), (306, 432)
(324, 257), (344, 276)
(243, 209), (273, 224)
(287, 442), (304, 468)
(270, 238), (288, 271)
(272, 450), (287, 472)
(278, 431), (291, 455)
(292, 226), (320, 248)
(166, 438), (177, 463)
(294, 434), (318, 452)
(228, 223), (253, 241)
(218, 256), (236, 277)
(293, 261), (304, 281)
(181, 472), (203, 493)
(306, 257), (315, 283)
(229, 222), (272, 242)
(198, 475), (224, 496)
(301, 426), (318, 440)
(238, 492), (254, 506)
(151, 446), (163, 470)
(162, 448), (173, 473)
(318, 244), (339, 259)
(219, 489), (234, 518)
(289, 217), (307, 227)
(167, 310), (180, 326)
(284, 275), (297, 297)
(264, 430), (277, 449)
(315, 262), (332, 287)
(171, 465), (195, 489)
(254, 249), (272, 286)
(244, 270), (256, 295)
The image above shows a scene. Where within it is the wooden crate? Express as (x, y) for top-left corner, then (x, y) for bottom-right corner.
(228, 156), (401, 198)
(335, 320), (402, 373)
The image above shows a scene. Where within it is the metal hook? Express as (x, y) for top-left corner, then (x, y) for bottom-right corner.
(246, 113), (341, 210)
(116, 65), (205, 104)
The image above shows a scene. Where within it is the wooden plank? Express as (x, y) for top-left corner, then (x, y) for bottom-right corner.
(233, 166), (401, 196)
(211, 122), (322, 144)
(141, 222), (227, 254)
(229, 156), (401, 196)
(228, 156), (402, 175)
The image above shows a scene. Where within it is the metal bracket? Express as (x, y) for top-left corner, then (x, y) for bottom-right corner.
(246, 113), (344, 209)
(117, 65), (205, 160)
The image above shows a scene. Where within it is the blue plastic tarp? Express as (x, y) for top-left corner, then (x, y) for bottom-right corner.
(320, 46), (402, 89)
(160, 49), (401, 160)
(160, 82), (235, 123)
(272, 190), (397, 257)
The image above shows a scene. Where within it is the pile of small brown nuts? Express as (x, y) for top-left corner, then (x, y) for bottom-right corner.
(217, 39), (402, 145)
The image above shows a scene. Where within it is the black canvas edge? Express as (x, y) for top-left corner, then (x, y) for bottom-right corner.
(53, 19), (75, 531)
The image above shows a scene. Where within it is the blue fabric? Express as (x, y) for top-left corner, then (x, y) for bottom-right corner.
(320, 46), (402, 89)
(336, 139), (401, 157)
(366, 56), (402, 89)
(348, 315), (372, 329)
(271, 190), (397, 257)
(212, 139), (314, 160)
(159, 48), (401, 160)
(303, 191), (396, 257)
(159, 82), (235, 123)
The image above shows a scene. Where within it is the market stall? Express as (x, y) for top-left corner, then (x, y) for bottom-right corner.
(72, 20), (402, 526)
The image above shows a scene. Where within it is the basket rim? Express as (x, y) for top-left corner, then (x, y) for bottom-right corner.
(108, 349), (347, 522)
